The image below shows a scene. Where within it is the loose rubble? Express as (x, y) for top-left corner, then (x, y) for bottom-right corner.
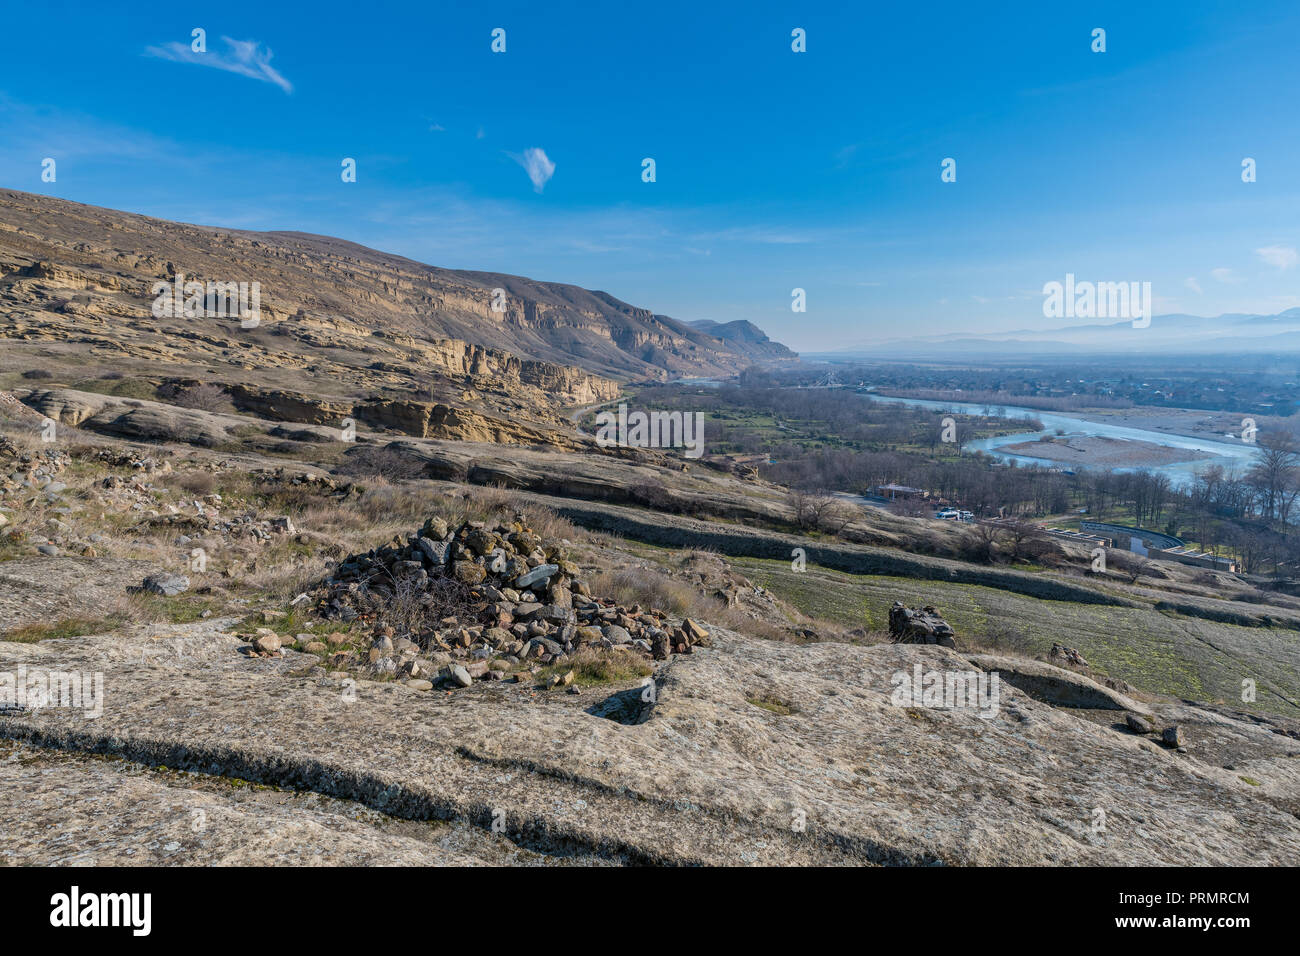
(275, 514), (710, 689)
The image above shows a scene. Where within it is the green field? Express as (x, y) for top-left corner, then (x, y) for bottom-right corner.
(726, 555), (1300, 718)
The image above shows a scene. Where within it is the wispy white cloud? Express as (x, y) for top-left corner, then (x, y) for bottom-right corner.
(1184, 276), (1202, 293)
(1211, 267), (1243, 284)
(145, 37), (292, 94)
(509, 147), (556, 193)
(1256, 244), (1298, 271)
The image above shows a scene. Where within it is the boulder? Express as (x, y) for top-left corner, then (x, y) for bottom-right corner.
(888, 601), (956, 648)
(515, 563), (559, 589)
(140, 573), (190, 597)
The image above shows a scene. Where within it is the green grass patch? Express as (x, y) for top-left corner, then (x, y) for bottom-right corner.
(747, 692), (799, 716)
(1, 615), (125, 643)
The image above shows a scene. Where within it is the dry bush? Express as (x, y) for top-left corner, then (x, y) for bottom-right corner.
(170, 382), (234, 414)
(176, 471), (216, 496)
(960, 522), (1005, 564)
(629, 480), (676, 510)
(590, 567), (699, 616)
(1108, 550), (1152, 584)
(968, 619), (1034, 655)
(788, 489), (859, 534)
(336, 445), (429, 481)
(355, 572), (474, 641)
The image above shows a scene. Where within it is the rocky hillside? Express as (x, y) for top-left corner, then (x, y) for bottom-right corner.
(686, 318), (798, 364)
(0, 188), (794, 385)
(2, 397), (1299, 865)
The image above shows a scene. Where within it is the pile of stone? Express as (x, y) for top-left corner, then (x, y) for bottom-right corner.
(132, 502), (296, 542)
(307, 514), (710, 688)
(253, 466), (361, 499)
(92, 448), (172, 475)
(888, 601), (957, 648)
(0, 437), (71, 499)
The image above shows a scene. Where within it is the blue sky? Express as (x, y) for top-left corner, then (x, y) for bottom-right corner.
(2, 0), (1298, 351)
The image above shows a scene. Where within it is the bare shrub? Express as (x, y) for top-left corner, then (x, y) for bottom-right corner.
(336, 445), (428, 481)
(1110, 551), (1153, 584)
(589, 567), (699, 616)
(177, 471), (216, 496)
(171, 382), (234, 413)
(362, 572), (474, 642)
(630, 479), (676, 510)
(788, 489), (856, 531)
(970, 619), (1033, 655)
(961, 522), (1005, 564)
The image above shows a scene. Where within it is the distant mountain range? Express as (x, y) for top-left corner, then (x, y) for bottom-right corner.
(816, 308), (1300, 359)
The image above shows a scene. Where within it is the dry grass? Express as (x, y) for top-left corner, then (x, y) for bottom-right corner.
(535, 647), (652, 687)
(589, 567), (699, 616)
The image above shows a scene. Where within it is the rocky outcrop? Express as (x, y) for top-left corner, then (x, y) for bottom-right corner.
(965, 653), (1153, 714)
(0, 187), (793, 382)
(888, 601), (957, 647)
(684, 318), (799, 363)
(15, 388), (230, 446)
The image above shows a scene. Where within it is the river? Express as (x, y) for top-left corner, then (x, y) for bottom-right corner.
(859, 393), (1259, 488)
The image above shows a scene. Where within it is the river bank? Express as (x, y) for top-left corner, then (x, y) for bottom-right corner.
(862, 392), (1258, 487)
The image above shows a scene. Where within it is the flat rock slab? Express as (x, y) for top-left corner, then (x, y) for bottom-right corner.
(0, 556), (149, 633)
(2, 621), (1298, 865)
(0, 739), (511, 866)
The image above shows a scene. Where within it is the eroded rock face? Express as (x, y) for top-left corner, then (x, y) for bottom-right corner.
(0, 187), (792, 386)
(2, 620), (1298, 865)
(964, 654), (1152, 715)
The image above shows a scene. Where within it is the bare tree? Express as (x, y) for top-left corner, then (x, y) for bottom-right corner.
(1248, 432), (1300, 525)
(1110, 551), (1152, 584)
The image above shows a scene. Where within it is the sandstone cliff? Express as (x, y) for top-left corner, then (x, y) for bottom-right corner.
(0, 188), (795, 384)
